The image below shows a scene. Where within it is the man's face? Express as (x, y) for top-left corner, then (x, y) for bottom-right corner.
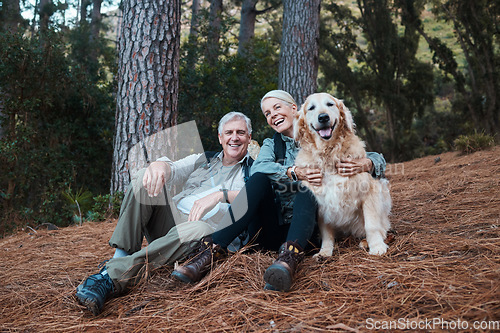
(218, 119), (251, 163)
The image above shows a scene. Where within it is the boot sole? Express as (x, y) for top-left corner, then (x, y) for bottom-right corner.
(263, 264), (292, 292)
(75, 290), (101, 316)
(171, 270), (195, 284)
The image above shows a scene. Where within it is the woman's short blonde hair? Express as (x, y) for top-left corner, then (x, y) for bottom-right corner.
(260, 90), (297, 110)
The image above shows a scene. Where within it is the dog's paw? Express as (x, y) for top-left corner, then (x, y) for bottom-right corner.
(313, 250), (333, 261)
(359, 239), (368, 250)
(368, 242), (388, 255)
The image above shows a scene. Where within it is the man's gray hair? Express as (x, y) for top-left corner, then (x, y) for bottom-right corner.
(218, 111), (252, 135)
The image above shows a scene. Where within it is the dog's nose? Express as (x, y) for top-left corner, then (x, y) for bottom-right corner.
(318, 113), (330, 124)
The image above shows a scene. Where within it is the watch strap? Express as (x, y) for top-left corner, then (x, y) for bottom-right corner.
(290, 166), (298, 181)
(221, 188), (230, 203)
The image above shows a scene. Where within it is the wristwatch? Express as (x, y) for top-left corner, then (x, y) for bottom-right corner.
(220, 188), (230, 203)
(290, 166), (298, 181)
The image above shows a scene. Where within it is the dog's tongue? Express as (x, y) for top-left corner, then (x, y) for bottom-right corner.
(319, 128), (332, 138)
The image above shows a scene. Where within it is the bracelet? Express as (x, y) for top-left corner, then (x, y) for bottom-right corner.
(220, 188), (230, 203)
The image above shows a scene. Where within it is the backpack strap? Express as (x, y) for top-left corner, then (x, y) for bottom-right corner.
(243, 157), (254, 182)
(194, 151), (253, 182)
(273, 132), (286, 165)
(194, 151), (219, 170)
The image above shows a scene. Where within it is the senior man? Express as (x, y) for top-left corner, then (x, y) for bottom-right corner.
(76, 112), (253, 315)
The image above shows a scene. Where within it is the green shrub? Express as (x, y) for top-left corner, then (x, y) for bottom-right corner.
(62, 187), (94, 225)
(88, 192), (124, 222)
(454, 132), (496, 154)
(0, 31), (115, 233)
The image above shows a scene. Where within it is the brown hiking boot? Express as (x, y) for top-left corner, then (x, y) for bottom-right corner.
(263, 241), (304, 292)
(171, 236), (226, 284)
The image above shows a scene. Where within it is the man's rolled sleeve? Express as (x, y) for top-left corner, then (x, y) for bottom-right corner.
(157, 153), (202, 186)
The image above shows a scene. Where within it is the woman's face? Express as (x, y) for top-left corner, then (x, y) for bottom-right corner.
(261, 97), (297, 137)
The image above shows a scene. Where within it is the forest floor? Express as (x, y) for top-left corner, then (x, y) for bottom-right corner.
(1, 146), (499, 332)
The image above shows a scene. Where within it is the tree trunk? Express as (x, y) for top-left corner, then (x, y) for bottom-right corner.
(111, 0), (181, 194)
(1, 0), (22, 32)
(91, 0), (102, 41)
(89, 0), (102, 63)
(186, 0), (202, 70)
(80, 0), (89, 24)
(237, 0), (258, 56)
(206, 0), (223, 65)
(38, 0), (51, 32)
(279, 0), (321, 105)
(189, 0), (201, 39)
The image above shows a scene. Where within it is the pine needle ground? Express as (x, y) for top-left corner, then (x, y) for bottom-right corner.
(1, 147), (498, 332)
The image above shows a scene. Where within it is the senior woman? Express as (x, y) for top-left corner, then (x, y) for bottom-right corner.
(172, 90), (386, 291)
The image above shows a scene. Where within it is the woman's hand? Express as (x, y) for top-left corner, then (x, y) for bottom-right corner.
(336, 158), (372, 177)
(143, 161), (171, 197)
(294, 167), (323, 186)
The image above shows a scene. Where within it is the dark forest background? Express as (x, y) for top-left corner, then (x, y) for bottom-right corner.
(0, 0), (498, 233)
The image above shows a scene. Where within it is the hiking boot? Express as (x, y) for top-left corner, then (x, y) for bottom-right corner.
(171, 236), (226, 284)
(263, 241), (304, 292)
(263, 283), (280, 291)
(76, 269), (115, 316)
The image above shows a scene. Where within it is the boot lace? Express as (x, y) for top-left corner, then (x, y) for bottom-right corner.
(86, 273), (114, 297)
(276, 245), (304, 270)
(185, 238), (211, 261)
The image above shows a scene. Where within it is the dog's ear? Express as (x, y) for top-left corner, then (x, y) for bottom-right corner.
(339, 100), (355, 133)
(293, 104), (305, 142)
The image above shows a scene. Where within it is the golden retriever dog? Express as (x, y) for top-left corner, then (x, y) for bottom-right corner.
(294, 93), (391, 256)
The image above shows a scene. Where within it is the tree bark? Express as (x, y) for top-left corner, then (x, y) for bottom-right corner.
(206, 0), (223, 65)
(279, 0), (321, 105)
(111, 0), (181, 194)
(38, 0), (51, 32)
(91, 0), (102, 41)
(189, 0), (201, 39)
(89, 0), (103, 63)
(237, 0), (258, 56)
(186, 0), (202, 70)
(1, 0), (22, 32)
(80, 0), (89, 24)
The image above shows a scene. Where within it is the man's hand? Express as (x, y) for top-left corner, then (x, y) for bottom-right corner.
(336, 157), (372, 177)
(143, 161), (171, 197)
(295, 167), (323, 186)
(188, 191), (223, 222)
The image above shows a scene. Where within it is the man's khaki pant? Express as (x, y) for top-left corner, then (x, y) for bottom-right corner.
(105, 169), (214, 293)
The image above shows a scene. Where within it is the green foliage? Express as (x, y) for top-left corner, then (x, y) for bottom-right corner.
(179, 14), (279, 150)
(320, 0), (435, 161)
(62, 187), (94, 225)
(87, 192), (124, 222)
(1, 0), (496, 235)
(428, 0), (499, 135)
(0, 29), (116, 233)
(319, 0), (499, 161)
(454, 132), (496, 155)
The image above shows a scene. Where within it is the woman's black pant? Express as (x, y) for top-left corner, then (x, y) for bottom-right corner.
(212, 172), (318, 251)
